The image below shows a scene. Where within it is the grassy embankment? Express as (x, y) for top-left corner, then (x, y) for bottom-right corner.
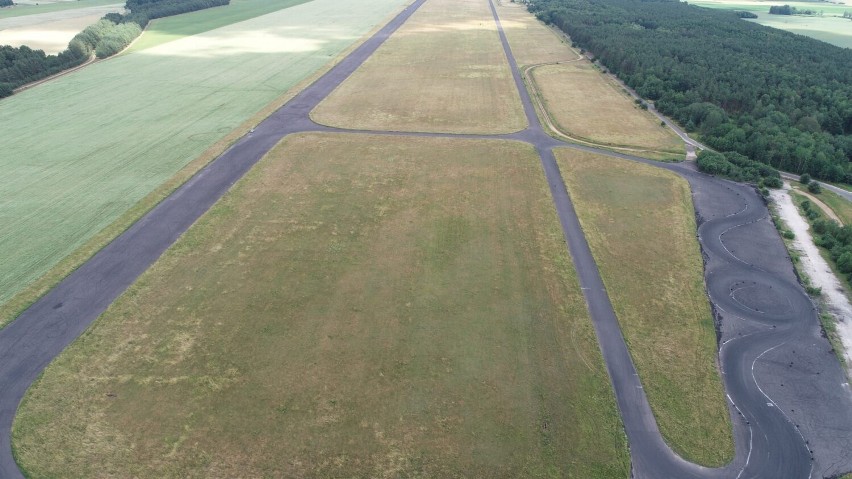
(14, 134), (629, 478)
(126, 0), (312, 52)
(0, 0), (409, 328)
(311, 0), (527, 134)
(691, 0), (852, 48)
(557, 150), (734, 466)
(495, 2), (684, 161)
(0, 0), (118, 19)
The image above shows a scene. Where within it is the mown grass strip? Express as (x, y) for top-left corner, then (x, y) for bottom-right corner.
(311, 0), (526, 134)
(14, 134), (629, 478)
(556, 149), (734, 466)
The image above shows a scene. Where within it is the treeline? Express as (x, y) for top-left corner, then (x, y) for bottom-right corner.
(768, 5), (816, 15)
(734, 10), (758, 18)
(0, 0), (229, 98)
(697, 150), (782, 189)
(804, 203), (852, 281)
(529, 0), (852, 184)
(0, 0), (13, 7)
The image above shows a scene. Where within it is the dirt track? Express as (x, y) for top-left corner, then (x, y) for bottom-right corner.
(0, 0), (850, 477)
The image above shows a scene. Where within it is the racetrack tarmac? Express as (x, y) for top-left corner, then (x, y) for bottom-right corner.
(1, 0), (850, 477)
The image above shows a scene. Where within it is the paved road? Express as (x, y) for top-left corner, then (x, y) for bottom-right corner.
(1, 0), (851, 477)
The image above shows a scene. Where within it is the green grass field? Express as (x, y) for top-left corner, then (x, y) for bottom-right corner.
(557, 149), (734, 466)
(692, 0), (852, 48)
(0, 0), (409, 326)
(14, 133), (629, 478)
(816, 188), (852, 225)
(0, 0), (119, 19)
(127, 0), (312, 53)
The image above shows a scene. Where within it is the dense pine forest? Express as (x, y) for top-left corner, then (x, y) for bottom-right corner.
(0, 0), (228, 97)
(529, 0), (852, 183)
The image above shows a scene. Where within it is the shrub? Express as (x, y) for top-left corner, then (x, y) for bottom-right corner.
(800, 173), (811, 185)
(808, 182), (822, 194)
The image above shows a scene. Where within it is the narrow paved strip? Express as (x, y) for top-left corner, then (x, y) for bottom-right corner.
(0, 1), (427, 476)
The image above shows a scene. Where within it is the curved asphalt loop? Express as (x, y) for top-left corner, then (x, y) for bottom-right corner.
(1, 0), (851, 477)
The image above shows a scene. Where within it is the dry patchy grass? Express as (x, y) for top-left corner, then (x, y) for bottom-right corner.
(533, 62), (684, 153)
(495, 1), (579, 66)
(310, 0), (526, 134)
(14, 134), (628, 478)
(556, 149), (733, 466)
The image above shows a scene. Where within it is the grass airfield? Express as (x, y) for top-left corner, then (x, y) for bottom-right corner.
(14, 134), (629, 478)
(311, 0), (526, 134)
(7, 0), (741, 476)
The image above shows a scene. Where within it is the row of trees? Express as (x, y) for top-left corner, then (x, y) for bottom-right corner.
(696, 150), (782, 189)
(0, 0), (229, 98)
(768, 5), (816, 15)
(529, 0), (852, 184)
(0, 1), (13, 7)
(808, 209), (852, 281)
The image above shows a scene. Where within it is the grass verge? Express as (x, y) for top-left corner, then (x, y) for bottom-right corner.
(310, 0), (526, 134)
(14, 133), (628, 478)
(556, 148), (734, 466)
(532, 62), (684, 154)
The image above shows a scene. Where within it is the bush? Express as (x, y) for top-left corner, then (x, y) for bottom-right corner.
(800, 173), (811, 185)
(808, 182), (822, 194)
(782, 230), (795, 239)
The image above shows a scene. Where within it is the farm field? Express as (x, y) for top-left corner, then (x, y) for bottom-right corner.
(532, 62), (684, 156)
(0, 0), (119, 20)
(311, 0), (526, 134)
(14, 133), (629, 478)
(691, 0), (852, 48)
(127, 0), (311, 53)
(556, 149), (733, 466)
(0, 4), (121, 53)
(0, 0), (409, 326)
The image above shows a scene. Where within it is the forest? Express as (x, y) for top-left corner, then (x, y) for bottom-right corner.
(0, 1), (12, 7)
(0, 0), (229, 98)
(529, 0), (852, 183)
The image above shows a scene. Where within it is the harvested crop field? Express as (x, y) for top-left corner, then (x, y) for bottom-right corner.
(14, 133), (629, 478)
(495, 1), (579, 66)
(556, 149), (733, 466)
(0, 0), (119, 20)
(0, 0), (409, 324)
(127, 0), (310, 53)
(0, 4), (122, 53)
(533, 62), (684, 154)
(311, 0), (526, 134)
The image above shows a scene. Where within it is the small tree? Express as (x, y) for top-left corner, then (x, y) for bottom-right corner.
(799, 173), (811, 185)
(808, 182), (822, 194)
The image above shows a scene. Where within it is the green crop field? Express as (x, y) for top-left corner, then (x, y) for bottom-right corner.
(557, 149), (734, 466)
(14, 133), (629, 478)
(0, 0), (119, 20)
(127, 0), (313, 53)
(0, 0), (409, 326)
(691, 0), (852, 48)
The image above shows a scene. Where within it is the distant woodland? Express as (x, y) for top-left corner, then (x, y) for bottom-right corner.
(0, 0), (229, 97)
(530, 0), (852, 182)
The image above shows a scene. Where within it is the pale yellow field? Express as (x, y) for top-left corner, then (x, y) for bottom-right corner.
(310, 0), (526, 134)
(495, 1), (580, 66)
(557, 149), (733, 466)
(0, 5), (121, 53)
(534, 62), (684, 153)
